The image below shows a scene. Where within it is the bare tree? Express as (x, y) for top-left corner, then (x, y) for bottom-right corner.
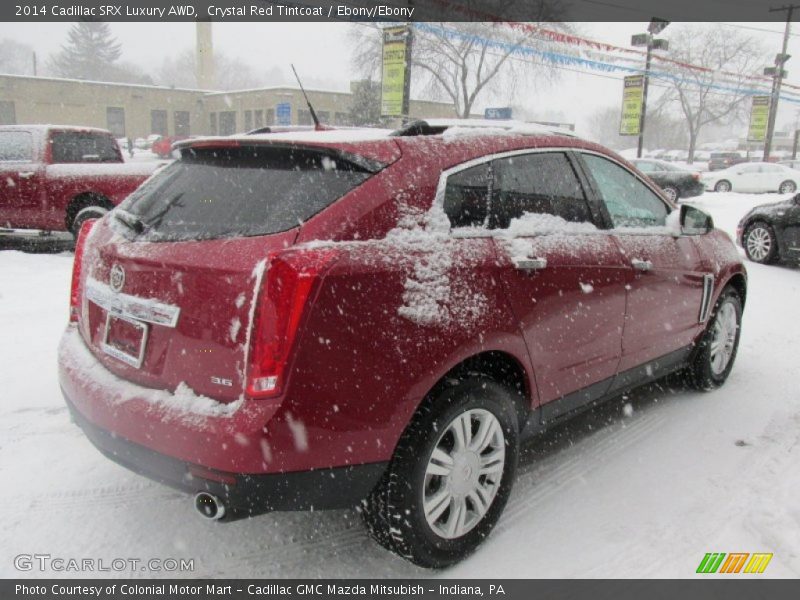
(350, 14), (566, 118)
(658, 24), (767, 162)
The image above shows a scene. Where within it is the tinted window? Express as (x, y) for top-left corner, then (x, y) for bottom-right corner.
(581, 154), (669, 228)
(0, 131), (33, 161)
(50, 132), (120, 163)
(443, 163), (491, 228)
(739, 164), (760, 174)
(118, 146), (375, 241)
(491, 153), (591, 229)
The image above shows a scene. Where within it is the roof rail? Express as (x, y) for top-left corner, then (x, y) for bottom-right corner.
(390, 118), (577, 138)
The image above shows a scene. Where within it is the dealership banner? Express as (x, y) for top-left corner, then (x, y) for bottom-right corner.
(380, 26), (411, 118)
(747, 96), (771, 143)
(2, 0), (796, 22)
(619, 75), (644, 136)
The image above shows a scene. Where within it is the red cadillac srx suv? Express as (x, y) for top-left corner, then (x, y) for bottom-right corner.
(58, 120), (746, 568)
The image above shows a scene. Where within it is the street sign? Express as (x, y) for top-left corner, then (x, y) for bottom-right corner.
(648, 18), (670, 35)
(619, 75), (644, 136)
(747, 96), (771, 142)
(631, 33), (650, 47)
(485, 107), (513, 120)
(381, 26), (411, 118)
(276, 103), (291, 126)
(651, 39), (669, 51)
(764, 67), (788, 78)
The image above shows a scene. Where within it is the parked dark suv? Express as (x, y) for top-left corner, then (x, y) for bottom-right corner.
(59, 121), (746, 568)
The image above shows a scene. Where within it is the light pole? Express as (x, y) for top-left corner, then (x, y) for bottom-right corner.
(632, 19), (670, 158)
(763, 4), (798, 161)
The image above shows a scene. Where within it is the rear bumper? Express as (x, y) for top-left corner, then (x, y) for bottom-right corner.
(58, 325), (387, 513)
(63, 393), (385, 515)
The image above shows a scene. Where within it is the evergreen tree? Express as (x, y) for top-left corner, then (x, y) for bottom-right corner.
(50, 22), (122, 81)
(348, 79), (382, 126)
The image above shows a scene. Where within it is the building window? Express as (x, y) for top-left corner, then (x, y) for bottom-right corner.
(210, 112), (217, 135)
(219, 111), (236, 135)
(298, 109), (313, 126)
(254, 110), (264, 128)
(335, 112), (350, 126)
(0, 101), (16, 125)
(244, 110), (253, 132)
(150, 109), (168, 136)
(106, 107), (125, 137)
(174, 111), (190, 136)
(317, 110), (330, 124)
(266, 108), (275, 126)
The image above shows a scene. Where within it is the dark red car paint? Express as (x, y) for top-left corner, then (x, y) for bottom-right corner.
(59, 131), (746, 490)
(0, 125), (157, 232)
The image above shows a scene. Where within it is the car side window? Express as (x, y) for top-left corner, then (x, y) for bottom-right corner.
(442, 163), (491, 228)
(635, 161), (654, 173)
(581, 153), (669, 228)
(490, 152), (593, 229)
(50, 132), (121, 163)
(0, 131), (33, 161)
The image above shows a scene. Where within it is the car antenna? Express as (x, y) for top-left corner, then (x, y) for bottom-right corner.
(291, 64), (324, 131)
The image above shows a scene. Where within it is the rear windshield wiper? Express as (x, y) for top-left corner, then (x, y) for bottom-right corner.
(114, 209), (146, 234)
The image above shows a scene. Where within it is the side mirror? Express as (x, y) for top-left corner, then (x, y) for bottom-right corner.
(680, 204), (713, 235)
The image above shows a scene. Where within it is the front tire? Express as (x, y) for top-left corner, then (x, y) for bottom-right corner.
(714, 180), (732, 193)
(779, 180), (797, 194)
(685, 286), (742, 391)
(743, 221), (778, 264)
(361, 377), (519, 568)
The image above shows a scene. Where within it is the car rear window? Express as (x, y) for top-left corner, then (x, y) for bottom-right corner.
(50, 131), (121, 163)
(116, 145), (377, 241)
(0, 131), (33, 161)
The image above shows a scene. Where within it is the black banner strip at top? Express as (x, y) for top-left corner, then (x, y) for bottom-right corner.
(2, 0), (796, 23)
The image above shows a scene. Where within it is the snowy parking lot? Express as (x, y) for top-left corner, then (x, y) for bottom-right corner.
(0, 191), (798, 578)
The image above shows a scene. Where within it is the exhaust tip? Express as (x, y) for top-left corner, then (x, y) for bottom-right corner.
(194, 492), (226, 521)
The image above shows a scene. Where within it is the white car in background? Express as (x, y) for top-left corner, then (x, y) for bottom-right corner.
(701, 162), (799, 194)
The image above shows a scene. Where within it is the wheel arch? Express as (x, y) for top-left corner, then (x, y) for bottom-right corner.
(721, 271), (748, 309)
(419, 350), (533, 431)
(65, 191), (114, 232)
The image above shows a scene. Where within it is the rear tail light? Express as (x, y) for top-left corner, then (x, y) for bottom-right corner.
(69, 219), (98, 322)
(246, 249), (338, 399)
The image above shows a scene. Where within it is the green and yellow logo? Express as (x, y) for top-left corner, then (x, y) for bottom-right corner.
(696, 552), (773, 574)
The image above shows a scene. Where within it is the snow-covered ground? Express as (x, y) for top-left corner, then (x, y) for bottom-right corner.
(0, 192), (798, 578)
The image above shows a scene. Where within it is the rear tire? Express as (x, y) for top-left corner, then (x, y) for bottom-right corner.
(361, 377), (519, 568)
(779, 180), (797, 194)
(70, 205), (109, 238)
(685, 286), (742, 391)
(714, 180), (732, 193)
(662, 186), (679, 202)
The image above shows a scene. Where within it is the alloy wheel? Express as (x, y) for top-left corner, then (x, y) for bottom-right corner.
(746, 226), (772, 262)
(423, 409), (505, 539)
(709, 301), (738, 376)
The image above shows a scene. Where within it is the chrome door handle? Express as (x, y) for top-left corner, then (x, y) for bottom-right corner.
(631, 258), (653, 272)
(18, 171), (36, 179)
(512, 256), (548, 271)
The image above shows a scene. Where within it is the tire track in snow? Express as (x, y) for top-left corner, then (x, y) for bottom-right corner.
(500, 407), (668, 527)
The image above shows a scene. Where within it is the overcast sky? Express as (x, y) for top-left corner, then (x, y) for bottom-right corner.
(2, 21), (800, 136)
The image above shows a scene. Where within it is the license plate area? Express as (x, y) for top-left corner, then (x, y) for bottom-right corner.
(101, 312), (148, 369)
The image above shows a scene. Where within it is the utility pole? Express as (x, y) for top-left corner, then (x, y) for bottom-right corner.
(632, 19), (670, 158)
(763, 5), (799, 161)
